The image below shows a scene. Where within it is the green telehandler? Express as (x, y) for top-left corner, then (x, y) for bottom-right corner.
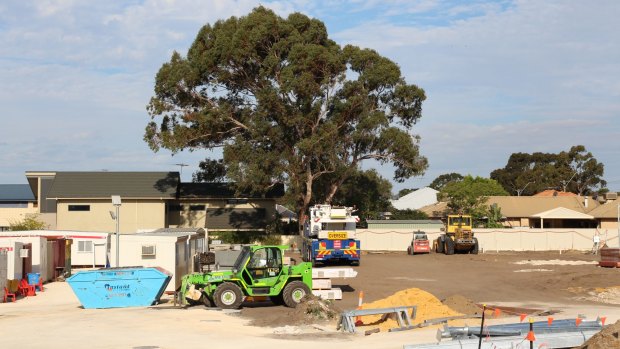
(180, 245), (313, 309)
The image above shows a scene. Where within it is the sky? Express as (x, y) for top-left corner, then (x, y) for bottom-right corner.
(1, 0), (619, 195)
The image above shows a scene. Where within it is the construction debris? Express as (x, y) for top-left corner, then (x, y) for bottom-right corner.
(348, 288), (462, 332)
(599, 247), (620, 268)
(576, 319), (620, 349)
(338, 305), (417, 333)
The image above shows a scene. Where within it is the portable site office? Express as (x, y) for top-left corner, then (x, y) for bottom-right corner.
(109, 228), (206, 293)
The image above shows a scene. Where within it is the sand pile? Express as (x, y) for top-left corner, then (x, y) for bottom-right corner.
(441, 294), (482, 316)
(357, 288), (462, 331)
(574, 319), (620, 349)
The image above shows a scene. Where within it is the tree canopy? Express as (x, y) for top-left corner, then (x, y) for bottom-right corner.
(429, 172), (463, 190)
(314, 169), (393, 221)
(439, 175), (508, 216)
(145, 7), (428, 222)
(10, 214), (46, 231)
(490, 145), (606, 196)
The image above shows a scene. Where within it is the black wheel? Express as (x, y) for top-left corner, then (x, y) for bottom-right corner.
(435, 237), (444, 254)
(445, 238), (455, 255)
(282, 281), (310, 308)
(202, 294), (215, 307)
(471, 238), (479, 255)
(270, 294), (285, 306)
(407, 246), (412, 255)
(351, 259), (360, 266)
(213, 282), (244, 309)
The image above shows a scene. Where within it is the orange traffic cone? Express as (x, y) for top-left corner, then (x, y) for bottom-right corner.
(355, 291), (364, 326)
(576, 318), (582, 327)
(493, 308), (501, 318)
(526, 330), (536, 341)
(520, 314), (527, 322)
(600, 316), (607, 326)
(547, 317), (554, 326)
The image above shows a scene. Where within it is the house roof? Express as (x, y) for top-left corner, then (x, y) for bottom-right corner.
(178, 182), (285, 199)
(391, 187), (439, 210)
(417, 201), (449, 218)
(534, 190), (577, 197)
(486, 196), (597, 217)
(0, 184), (35, 201)
(137, 227), (206, 237)
(366, 219), (443, 225)
(530, 207), (594, 219)
(587, 200), (619, 218)
(47, 172), (180, 199)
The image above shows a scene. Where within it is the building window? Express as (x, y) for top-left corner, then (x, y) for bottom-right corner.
(141, 245), (156, 258)
(68, 205), (90, 212)
(227, 199), (248, 204)
(168, 204), (183, 211)
(78, 241), (92, 253)
(189, 205), (206, 211)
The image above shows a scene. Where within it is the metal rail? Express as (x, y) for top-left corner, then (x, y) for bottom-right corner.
(338, 306), (417, 333)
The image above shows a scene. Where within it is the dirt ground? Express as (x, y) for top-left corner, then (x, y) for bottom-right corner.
(2, 250), (619, 349)
(242, 250), (620, 327)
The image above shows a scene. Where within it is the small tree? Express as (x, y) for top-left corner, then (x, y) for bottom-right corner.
(483, 204), (505, 228)
(439, 175), (508, 220)
(10, 214), (47, 231)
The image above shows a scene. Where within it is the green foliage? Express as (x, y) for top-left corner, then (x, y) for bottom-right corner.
(439, 175), (509, 218)
(482, 204), (505, 228)
(9, 214), (47, 231)
(429, 173), (463, 190)
(390, 209), (428, 220)
(490, 145), (607, 196)
(192, 159), (227, 183)
(397, 188), (415, 198)
(314, 169), (392, 221)
(213, 231), (281, 245)
(266, 212), (298, 235)
(146, 7), (427, 224)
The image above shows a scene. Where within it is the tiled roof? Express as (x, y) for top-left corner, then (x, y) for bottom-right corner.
(486, 196), (598, 217)
(534, 190), (577, 197)
(0, 184), (35, 201)
(47, 172), (180, 199)
(587, 200), (619, 218)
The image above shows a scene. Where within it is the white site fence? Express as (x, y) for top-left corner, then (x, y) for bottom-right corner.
(279, 228), (620, 253)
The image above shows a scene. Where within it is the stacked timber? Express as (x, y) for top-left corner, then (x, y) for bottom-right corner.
(599, 247), (620, 268)
(311, 268), (357, 300)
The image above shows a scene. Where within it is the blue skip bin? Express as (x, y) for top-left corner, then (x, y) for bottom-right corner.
(67, 267), (172, 309)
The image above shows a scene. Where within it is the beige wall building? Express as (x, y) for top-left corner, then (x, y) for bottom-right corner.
(0, 184), (39, 231)
(22, 171), (283, 234)
(418, 194), (619, 230)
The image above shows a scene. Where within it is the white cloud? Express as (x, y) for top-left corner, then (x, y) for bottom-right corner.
(0, 0), (618, 193)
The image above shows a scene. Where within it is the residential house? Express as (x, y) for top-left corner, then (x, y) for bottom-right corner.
(418, 194), (618, 230)
(22, 171), (283, 233)
(0, 184), (38, 231)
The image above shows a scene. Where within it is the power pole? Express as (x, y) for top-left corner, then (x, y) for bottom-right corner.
(175, 163), (189, 176)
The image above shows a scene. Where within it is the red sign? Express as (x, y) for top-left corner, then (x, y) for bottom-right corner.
(333, 240), (341, 250)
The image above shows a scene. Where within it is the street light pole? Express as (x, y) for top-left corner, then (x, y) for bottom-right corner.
(111, 195), (122, 267)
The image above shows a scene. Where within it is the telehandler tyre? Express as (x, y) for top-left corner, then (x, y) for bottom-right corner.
(282, 281), (310, 308)
(213, 282), (244, 309)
